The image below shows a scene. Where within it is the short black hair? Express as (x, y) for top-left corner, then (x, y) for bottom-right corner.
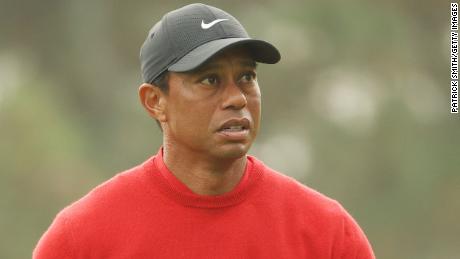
(151, 71), (169, 131)
(152, 71), (169, 93)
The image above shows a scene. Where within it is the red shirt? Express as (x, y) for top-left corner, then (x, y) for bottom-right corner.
(34, 148), (375, 258)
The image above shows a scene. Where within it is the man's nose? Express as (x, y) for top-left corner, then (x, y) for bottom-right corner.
(221, 80), (247, 110)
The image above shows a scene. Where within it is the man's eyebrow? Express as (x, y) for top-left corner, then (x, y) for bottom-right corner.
(239, 60), (257, 68)
(194, 62), (222, 73)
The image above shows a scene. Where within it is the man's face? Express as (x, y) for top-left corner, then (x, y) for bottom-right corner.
(163, 47), (261, 160)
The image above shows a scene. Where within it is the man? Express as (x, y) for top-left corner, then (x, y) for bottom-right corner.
(34, 3), (375, 258)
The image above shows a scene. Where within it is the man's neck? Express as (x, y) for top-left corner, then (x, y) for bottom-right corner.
(162, 143), (247, 196)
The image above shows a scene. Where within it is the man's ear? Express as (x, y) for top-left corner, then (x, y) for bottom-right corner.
(138, 83), (167, 122)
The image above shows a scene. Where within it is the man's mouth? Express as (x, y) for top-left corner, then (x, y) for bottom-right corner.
(220, 125), (246, 132)
(216, 118), (250, 140)
(217, 118), (250, 132)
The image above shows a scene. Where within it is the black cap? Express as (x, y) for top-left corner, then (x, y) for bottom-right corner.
(140, 3), (281, 84)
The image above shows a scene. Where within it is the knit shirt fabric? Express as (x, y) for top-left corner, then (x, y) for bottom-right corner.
(34, 148), (375, 258)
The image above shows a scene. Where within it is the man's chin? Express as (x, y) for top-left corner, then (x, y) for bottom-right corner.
(213, 143), (249, 160)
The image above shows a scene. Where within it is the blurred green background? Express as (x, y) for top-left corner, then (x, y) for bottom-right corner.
(0, 0), (457, 258)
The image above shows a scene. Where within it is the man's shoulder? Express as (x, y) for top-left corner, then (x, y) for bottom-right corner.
(253, 157), (375, 258)
(34, 158), (157, 257)
(254, 157), (344, 216)
(61, 158), (153, 222)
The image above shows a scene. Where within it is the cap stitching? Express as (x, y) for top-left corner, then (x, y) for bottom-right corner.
(147, 14), (175, 83)
(163, 14), (177, 64)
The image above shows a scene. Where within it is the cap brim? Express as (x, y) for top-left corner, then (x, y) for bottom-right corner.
(168, 38), (280, 72)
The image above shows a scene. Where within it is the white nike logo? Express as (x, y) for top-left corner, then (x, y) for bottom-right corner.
(201, 19), (228, 29)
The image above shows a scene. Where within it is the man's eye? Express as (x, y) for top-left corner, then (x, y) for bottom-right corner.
(201, 75), (218, 86)
(240, 72), (256, 83)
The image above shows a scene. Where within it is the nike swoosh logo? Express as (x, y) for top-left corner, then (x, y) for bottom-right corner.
(201, 19), (228, 29)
